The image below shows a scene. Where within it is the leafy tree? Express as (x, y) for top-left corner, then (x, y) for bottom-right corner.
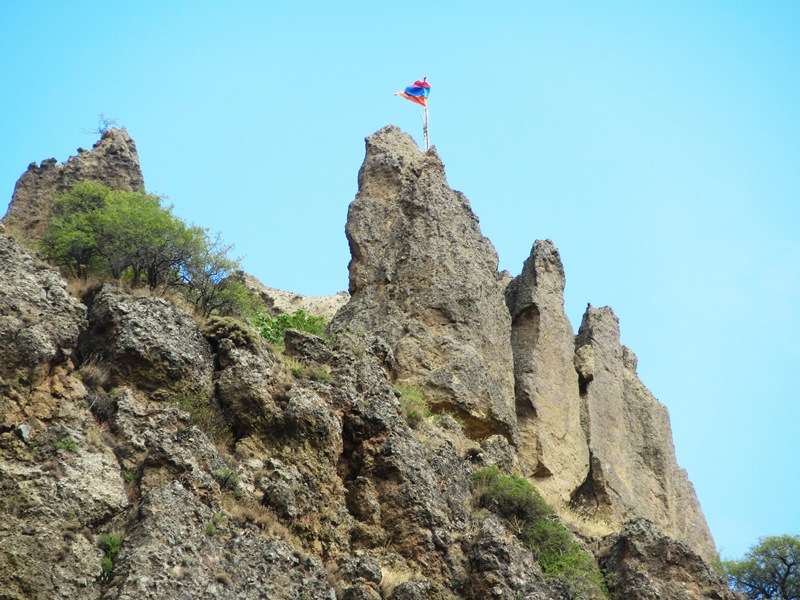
(41, 182), (252, 316)
(725, 535), (800, 600)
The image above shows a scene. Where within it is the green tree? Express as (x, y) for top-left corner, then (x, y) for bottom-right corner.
(725, 535), (800, 600)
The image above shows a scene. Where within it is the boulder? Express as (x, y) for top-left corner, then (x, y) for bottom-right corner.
(78, 284), (214, 399)
(331, 125), (517, 444)
(599, 518), (744, 600)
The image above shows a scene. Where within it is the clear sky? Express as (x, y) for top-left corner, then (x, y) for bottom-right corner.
(2, 1), (798, 559)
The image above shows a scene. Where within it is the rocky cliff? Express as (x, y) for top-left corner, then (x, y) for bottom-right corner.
(0, 127), (739, 599)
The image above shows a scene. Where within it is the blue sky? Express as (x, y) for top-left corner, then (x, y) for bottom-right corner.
(2, 1), (798, 559)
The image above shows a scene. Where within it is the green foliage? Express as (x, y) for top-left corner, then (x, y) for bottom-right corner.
(53, 437), (79, 452)
(214, 467), (242, 493)
(205, 522), (216, 537)
(472, 466), (607, 597)
(724, 534), (800, 600)
(98, 532), (123, 581)
(122, 470), (141, 484)
(251, 309), (327, 352)
(41, 182), (250, 316)
(396, 383), (431, 428)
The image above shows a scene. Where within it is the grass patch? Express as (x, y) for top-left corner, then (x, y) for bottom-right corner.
(284, 356), (330, 381)
(53, 437), (79, 453)
(172, 393), (232, 446)
(98, 532), (123, 581)
(251, 309), (328, 352)
(472, 466), (607, 597)
(396, 383), (431, 429)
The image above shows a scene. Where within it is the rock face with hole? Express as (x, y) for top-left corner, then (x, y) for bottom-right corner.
(505, 239), (590, 509)
(2, 128), (144, 240)
(330, 125), (517, 444)
(572, 305), (716, 559)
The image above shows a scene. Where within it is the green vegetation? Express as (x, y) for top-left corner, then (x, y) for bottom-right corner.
(53, 437), (79, 452)
(41, 181), (251, 316)
(396, 383), (431, 428)
(251, 309), (327, 352)
(472, 466), (607, 597)
(724, 534), (800, 599)
(98, 532), (123, 581)
(214, 467), (242, 495)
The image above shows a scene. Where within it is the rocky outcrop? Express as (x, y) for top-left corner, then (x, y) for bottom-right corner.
(0, 126), (734, 599)
(330, 125), (517, 444)
(572, 306), (716, 559)
(78, 284), (214, 399)
(0, 234), (86, 422)
(599, 519), (744, 600)
(242, 272), (349, 321)
(506, 240), (590, 508)
(2, 128), (144, 240)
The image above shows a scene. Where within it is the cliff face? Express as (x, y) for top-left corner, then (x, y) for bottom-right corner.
(0, 127), (739, 600)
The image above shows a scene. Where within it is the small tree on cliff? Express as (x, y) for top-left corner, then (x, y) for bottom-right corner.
(724, 534), (800, 600)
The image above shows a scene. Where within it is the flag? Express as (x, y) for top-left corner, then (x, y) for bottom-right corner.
(395, 77), (430, 107)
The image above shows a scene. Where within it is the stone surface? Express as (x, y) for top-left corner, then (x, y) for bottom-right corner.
(599, 518), (744, 600)
(0, 234), (87, 420)
(78, 284), (214, 399)
(2, 128), (144, 240)
(506, 239), (590, 508)
(330, 125), (517, 444)
(572, 305), (717, 559)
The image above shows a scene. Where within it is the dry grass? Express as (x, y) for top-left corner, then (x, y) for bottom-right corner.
(560, 508), (617, 540)
(222, 497), (303, 547)
(77, 355), (112, 390)
(379, 565), (421, 598)
(66, 277), (103, 302)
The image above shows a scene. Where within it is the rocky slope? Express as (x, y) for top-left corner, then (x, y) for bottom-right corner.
(0, 127), (739, 599)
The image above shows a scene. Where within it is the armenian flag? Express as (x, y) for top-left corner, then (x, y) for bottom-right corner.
(395, 77), (430, 107)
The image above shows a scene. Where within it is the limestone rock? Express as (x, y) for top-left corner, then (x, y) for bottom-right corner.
(599, 518), (744, 600)
(3, 128), (144, 240)
(78, 284), (214, 399)
(242, 272), (349, 321)
(0, 234), (86, 419)
(573, 306), (717, 559)
(331, 125), (517, 444)
(506, 240), (590, 508)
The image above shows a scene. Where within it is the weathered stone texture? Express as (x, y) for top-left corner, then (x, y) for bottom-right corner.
(78, 283), (214, 399)
(506, 239), (590, 508)
(331, 125), (517, 444)
(3, 128), (144, 239)
(573, 305), (717, 559)
(600, 518), (744, 600)
(0, 234), (86, 418)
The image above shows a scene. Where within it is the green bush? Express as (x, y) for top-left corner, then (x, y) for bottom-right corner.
(472, 466), (607, 597)
(396, 383), (431, 428)
(40, 182), (250, 316)
(98, 532), (123, 581)
(250, 309), (327, 352)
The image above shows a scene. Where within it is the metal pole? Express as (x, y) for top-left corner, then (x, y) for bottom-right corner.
(422, 105), (429, 151)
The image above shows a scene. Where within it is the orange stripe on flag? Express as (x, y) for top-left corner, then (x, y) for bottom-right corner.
(394, 92), (428, 107)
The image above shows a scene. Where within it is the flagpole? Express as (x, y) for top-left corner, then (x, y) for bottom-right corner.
(422, 105), (429, 151)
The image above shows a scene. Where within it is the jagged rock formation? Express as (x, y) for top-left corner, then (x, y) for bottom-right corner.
(0, 126), (734, 599)
(330, 125), (517, 444)
(2, 128), (144, 240)
(572, 306), (716, 559)
(506, 240), (590, 508)
(598, 519), (744, 600)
